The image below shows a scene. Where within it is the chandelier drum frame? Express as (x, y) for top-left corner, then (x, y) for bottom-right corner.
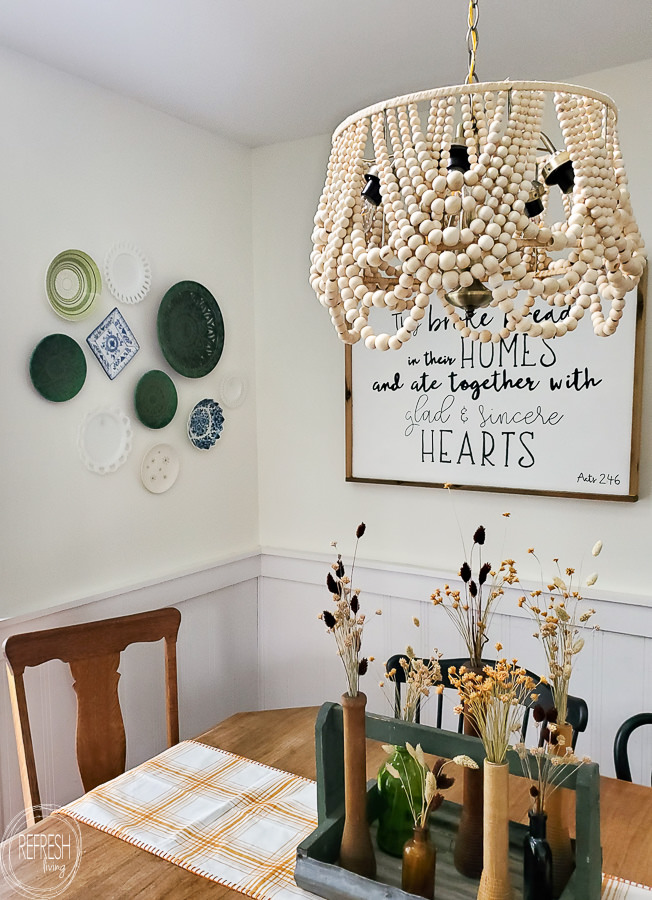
(310, 80), (646, 350)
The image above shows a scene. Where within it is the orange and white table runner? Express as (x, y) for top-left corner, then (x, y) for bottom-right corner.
(59, 740), (318, 899)
(602, 877), (652, 898)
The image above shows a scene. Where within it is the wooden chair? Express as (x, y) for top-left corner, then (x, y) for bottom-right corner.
(613, 712), (652, 784)
(385, 653), (589, 748)
(3, 607), (181, 825)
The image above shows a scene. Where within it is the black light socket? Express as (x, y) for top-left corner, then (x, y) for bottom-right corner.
(525, 181), (546, 218)
(361, 173), (382, 206)
(447, 142), (471, 174)
(541, 151), (574, 195)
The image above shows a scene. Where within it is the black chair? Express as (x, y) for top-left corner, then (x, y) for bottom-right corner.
(613, 712), (652, 784)
(385, 654), (588, 749)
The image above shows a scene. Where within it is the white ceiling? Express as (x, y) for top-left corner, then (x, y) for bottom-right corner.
(1, 0), (651, 147)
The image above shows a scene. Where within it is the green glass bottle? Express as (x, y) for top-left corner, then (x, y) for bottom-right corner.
(376, 746), (422, 857)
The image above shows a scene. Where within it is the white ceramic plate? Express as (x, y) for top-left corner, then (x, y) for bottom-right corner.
(78, 408), (132, 474)
(219, 374), (248, 409)
(103, 242), (152, 304)
(140, 444), (180, 494)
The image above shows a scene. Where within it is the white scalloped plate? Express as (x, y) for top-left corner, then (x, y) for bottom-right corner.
(218, 374), (248, 409)
(140, 444), (180, 494)
(103, 242), (152, 304)
(78, 408), (133, 474)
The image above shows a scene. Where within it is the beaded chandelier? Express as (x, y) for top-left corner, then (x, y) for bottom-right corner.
(309, 2), (646, 350)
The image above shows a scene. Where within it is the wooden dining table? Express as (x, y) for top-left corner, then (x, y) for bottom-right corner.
(0, 706), (650, 898)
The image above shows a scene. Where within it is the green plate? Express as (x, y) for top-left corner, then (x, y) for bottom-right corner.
(157, 281), (224, 378)
(45, 249), (102, 320)
(30, 334), (87, 402)
(134, 370), (178, 429)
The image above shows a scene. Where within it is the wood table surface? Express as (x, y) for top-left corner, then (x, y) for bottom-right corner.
(0, 706), (650, 898)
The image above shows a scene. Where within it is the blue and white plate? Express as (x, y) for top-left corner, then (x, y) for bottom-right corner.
(87, 307), (139, 379)
(187, 399), (224, 450)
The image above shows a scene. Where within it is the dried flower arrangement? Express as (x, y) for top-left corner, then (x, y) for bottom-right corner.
(380, 645), (443, 723)
(431, 521), (519, 667)
(518, 541), (602, 725)
(448, 652), (538, 764)
(383, 742), (478, 828)
(514, 705), (590, 815)
(320, 522), (380, 697)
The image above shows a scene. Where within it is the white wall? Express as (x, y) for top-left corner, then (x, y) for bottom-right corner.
(258, 552), (652, 784)
(252, 58), (652, 597)
(0, 47), (260, 619)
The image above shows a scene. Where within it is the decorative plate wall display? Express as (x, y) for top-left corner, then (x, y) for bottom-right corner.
(141, 444), (180, 493)
(87, 307), (140, 379)
(104, 242), (152, 304)
(29, 334), (87, 402)
(187, 398), (224, 450)
(78, 408), (133, 474)
(157, 281), (224, 378)
(134, 370), (178, 429)
(218, 373), (248, 409)
(46, 249), (102, 320)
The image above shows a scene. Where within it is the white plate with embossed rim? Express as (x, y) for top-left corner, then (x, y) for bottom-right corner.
(78, 408), (133, 475)
(218, 373), (248, 409)
(103, 242), (152, 304)
(140, 444), (180, 494)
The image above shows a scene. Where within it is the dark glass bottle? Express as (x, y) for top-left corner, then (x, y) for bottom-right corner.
(402, 825), (436, 900)
(524, 811), (553, 900)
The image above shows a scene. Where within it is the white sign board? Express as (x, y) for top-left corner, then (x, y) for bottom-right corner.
(346, 287), (644, 500)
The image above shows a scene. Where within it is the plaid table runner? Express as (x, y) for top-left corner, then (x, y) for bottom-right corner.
(59, 740), (318, 899)
(602, 877), (652, 898)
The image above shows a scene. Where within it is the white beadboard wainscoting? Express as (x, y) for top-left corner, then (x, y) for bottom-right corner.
(1, 550), (650, 831)
(258, 551), (652, 785)
(0, 554), (260, 833)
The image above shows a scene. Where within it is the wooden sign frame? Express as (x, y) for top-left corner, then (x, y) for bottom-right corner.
(345, 275), (646, 502)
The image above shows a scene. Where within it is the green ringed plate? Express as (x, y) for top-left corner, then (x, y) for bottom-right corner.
(134, 370), (178, 429)
(157, 281), (224, 378)
(46, 249), (102, 321)
(30, 333), (87, 402)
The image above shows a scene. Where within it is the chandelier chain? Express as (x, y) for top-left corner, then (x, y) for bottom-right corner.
(466, 0), (480, 84)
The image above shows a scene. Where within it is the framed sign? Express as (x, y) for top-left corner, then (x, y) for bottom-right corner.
(346, 278), (646, 501)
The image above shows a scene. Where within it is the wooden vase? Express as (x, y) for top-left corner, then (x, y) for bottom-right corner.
(477, 760), (513, 900)
(339, 692), (376, 879)
(546, 723), (574, 898)
(402, 825), (436, 900)
(454, 713), (484, 878)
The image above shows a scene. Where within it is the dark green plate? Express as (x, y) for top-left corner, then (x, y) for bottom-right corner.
(134, 370), (178, 429)
(157, 281), (224, 378)
(29, 333), (87, 402)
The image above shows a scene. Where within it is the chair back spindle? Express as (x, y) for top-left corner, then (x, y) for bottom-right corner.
(385, 653), (588, 748)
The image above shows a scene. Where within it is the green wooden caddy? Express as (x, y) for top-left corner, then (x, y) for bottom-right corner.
(295, 701), (602, 900)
